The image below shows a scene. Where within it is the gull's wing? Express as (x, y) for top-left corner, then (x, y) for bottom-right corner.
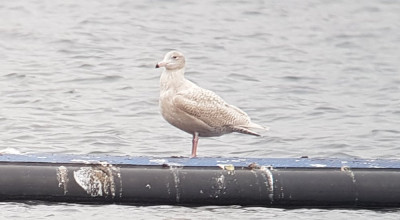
(173, 87), (252, 130)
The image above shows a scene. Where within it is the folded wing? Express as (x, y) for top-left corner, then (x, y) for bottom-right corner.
(173, 87), (259, 135)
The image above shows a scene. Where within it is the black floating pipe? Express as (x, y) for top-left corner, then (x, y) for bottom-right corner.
(0, 154), (400, 207)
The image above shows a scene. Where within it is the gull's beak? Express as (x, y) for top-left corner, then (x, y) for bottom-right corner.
(155, 61), (167, 68)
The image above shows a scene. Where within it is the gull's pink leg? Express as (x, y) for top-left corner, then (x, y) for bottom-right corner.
(191, 132), (199, 158)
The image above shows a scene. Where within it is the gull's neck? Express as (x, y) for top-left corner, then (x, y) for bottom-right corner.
(160, 68), (186, 91)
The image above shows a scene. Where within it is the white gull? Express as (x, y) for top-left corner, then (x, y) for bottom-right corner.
(155, 51), (268, 157)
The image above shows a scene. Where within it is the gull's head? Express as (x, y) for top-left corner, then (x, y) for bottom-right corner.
(155, 51), (185, 71)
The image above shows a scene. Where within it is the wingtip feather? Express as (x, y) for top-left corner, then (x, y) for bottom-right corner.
(232, 123), (269, 136)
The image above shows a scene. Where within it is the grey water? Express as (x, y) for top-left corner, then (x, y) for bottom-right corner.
(1, 0), (400, 219)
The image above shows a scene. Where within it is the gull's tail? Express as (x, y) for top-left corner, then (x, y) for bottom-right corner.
(232, 122), (270, 137)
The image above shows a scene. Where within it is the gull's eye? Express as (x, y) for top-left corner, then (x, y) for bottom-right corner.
(172, 56), (178, 59)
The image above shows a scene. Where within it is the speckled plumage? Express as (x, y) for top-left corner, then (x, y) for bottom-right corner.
(156, 51), (268, 157)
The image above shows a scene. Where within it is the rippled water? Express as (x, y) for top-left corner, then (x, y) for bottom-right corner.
(1, 0), (400, 218)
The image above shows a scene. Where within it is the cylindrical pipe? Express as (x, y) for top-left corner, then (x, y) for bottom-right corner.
(0, 161), (400, 207)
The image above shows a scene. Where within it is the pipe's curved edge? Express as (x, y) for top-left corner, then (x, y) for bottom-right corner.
(0, 153), (399, 169)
